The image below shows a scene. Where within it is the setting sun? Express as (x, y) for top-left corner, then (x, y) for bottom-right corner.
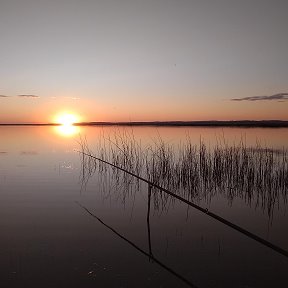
(53, 113), (80, 137)
(56, 113), (78, 126)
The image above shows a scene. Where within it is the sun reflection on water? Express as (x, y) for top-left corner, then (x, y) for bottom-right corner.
(54, 124), (80, 137)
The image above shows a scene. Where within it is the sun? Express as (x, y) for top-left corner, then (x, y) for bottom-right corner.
(56, 113), (78, 126)
(53, 113), (80, 137)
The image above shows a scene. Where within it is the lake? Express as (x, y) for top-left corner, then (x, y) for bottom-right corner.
(0, 125), (287, 288)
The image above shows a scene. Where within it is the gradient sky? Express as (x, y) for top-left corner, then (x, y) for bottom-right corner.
(1, 0), (288, 123)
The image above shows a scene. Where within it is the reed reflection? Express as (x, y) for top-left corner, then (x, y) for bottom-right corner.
(75, 198), (198, 288)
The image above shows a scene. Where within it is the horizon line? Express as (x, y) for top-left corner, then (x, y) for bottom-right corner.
(1, 120), (288, 128)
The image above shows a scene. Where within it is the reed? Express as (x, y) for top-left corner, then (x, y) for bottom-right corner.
(79, 130), (288, 218)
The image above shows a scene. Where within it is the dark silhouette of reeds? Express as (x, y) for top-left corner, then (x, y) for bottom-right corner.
(78, 131), (288, 220)
(78, 148), (288, 259)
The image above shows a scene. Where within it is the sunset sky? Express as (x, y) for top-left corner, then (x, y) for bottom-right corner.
(1, 0), (288, 123)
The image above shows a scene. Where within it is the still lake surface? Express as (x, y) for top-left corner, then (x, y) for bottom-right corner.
(0, 126), (287, 288)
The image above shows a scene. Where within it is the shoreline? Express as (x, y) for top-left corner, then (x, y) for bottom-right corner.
(1, 120), (288, 128)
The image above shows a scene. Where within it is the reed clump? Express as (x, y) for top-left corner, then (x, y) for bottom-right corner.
(79, 130), (288, 218)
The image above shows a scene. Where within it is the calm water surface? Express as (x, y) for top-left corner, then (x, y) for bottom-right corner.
(0, 126), (287, 288)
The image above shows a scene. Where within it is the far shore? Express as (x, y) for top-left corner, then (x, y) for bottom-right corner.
(1, 120), (288, 128)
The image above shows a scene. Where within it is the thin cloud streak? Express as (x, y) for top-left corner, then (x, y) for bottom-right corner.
(0, 95), (10, 98)
(18, 94), (40, 98)
(64, 97), (80, 100)
(231, 93), (288, 102)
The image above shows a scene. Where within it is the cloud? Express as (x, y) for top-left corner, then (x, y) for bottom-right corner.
(20, 150), (38, 155)
(18, 94), (40, 98)
(231, 93), (288, 102)
(0, 95), (9, 97)
(64, 96), (80, 100)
